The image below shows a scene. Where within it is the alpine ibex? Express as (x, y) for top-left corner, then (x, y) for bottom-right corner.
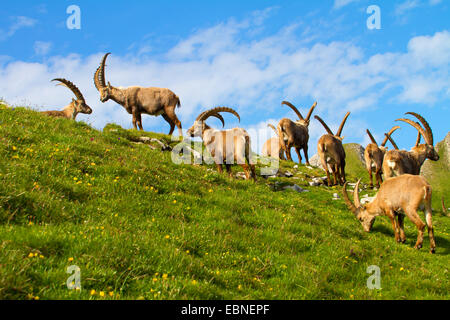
(383, 112), (439, 179)
(94, 53), (182, 137)
(262, 124), (285, 160)
(364, 126), (400, 188)
(277, 101), (317, 165)
(41, 78), (92, 119)
(187, 107), (256, 181)
(342, 175), (436, 253)
(314, 112), (350, 186)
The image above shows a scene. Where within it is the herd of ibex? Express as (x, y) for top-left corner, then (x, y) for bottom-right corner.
(37, 52), (445, 253)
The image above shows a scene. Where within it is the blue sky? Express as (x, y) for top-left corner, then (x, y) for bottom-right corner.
(1, 0), (449, 157)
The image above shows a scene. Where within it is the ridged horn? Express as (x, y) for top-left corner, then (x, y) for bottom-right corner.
(305, 101), (318, 122)
(385, 133), (399, 150)
(366, 129), (378, 146)
(414, 132), (421, 147)
(396, 118), (429, 147)
(342, 182), (358, 217)
(94, 53), (110, 91)
(268, 124), (278, 136)
(406, 112), (433, 146)
(381, 126), (400, 147)
(196, 110), (225, 127)
(282, 101), (304, 120)
(314, 115), (334, 135)
(197, 107), (240, 124)
(336, 112), (350, 138)
(353, 179), (362, 209)
(52, 78), (85, 102)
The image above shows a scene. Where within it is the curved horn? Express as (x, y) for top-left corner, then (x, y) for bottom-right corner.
(342, 182), (358, 216)
(406, 112), (433, 145)
(95, 53), (111, 91)
(314, 115), (334, 135)
(396, 118), (429, 146)
(381, 126), (400, 147)
(282, 101), (304, 120)
(366, 129), (378, 146)
(198, 107), (240, 124)
(268, 124), (278, 136)
(336, 112), (350, 138)
(305, 101), (317, 122)
(196, 110), (225, 127)
(353, 179), (362, 209)
(414, 131), (421, 147)
(52, 78), (85, 102)
(385, 133), (399, 150)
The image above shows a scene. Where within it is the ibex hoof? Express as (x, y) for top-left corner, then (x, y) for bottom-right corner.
(414, 244), (422, 250)
(430, 248), (436, 254)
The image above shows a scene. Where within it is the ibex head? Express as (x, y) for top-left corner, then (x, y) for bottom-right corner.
(187, 107), (240, 137)
(397, 112), (439, 161)
(52, 78), (92, 115)
(281, 101), (317, 127)
(342, 180), (376, 232)
(94, 53), (113, 103)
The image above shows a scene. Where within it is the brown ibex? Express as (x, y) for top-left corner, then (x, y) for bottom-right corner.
(262, 124), (285, 160)
(94, 53), (182, 137)
(41, 78), (92, 119)
(277, 101), (317, 165)
(314, 112), (350, 186)
(342, 175), (436, 253)
(364, 126), (400, 188)
(187, 107), (256, 181)
(383, 112), (439, 179)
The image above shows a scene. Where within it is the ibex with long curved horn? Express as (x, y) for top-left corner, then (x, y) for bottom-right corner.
(262, 124), (285, 160)
(342, 175), (436, 253)
(364, 126), (400, 188)
(41, 78), (92, 119)
(187, 107), (256, 181)
(277, 101), (317, 165)
(94, 53), (182, 137)
(314, 112), (350, 186)
(383, 112), (439, 179)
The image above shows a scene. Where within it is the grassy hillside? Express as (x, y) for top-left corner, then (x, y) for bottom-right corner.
(0, 104), (449, 300)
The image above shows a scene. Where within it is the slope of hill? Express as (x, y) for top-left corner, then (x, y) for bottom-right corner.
(0, 104), (449, 300)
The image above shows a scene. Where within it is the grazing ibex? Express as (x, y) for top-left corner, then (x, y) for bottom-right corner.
(187, 107), (256, 181)
(94, 53), (182, 137)
(314, 112), (350, 186)
(41, 78), (92, 119)
(277, 101), (317, 165)
(364, 126), (400, 188)
(342, 175), (436, 253)
(262, 124), (285, 160)
(383, 112), (439, 179)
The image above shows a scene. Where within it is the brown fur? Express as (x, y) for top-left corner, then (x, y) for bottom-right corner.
(95, 53), (182, 137)
(314, 112), (350, 186)
(277, 101), (316, 165)
(342, 175), (436, 253)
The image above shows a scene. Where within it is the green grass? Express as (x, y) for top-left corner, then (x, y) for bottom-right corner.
(0, 104), (449, 300)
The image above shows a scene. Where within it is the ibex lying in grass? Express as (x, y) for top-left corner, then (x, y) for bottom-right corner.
(94, 53), (182, 137)
(262, 124), (285, 160)
(41, 79), (92, 119)
(342, 175), (436, 253)
(277, 101), (317, 165)
(314, 112), (350, 186)
(364, 126), (400, 188)
(187, 107), (256, 181)
(383, 112), (439, 179)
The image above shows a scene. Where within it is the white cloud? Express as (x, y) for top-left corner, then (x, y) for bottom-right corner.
(0, 14), (448, 154)
(0, 16), (37, 41)
(333, 0), (360, 9)
(34, 41), (52, 56)
(395, 0), (420, 15)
